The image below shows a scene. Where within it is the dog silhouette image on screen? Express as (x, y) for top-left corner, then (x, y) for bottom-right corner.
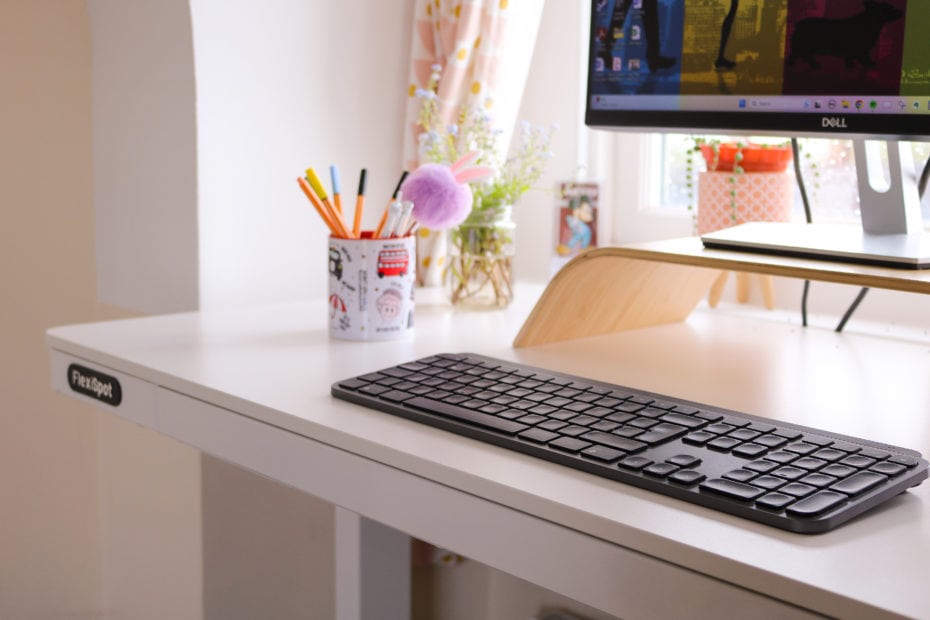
(788, 1), (903, 70)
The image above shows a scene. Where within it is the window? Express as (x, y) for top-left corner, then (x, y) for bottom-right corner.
(656, 134), (930, 223)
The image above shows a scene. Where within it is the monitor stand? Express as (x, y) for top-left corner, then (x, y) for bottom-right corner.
(701, 140), (930, 269)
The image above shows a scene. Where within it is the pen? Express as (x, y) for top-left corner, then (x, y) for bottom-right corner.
(330, 165), (343, 216)
(353, 168), (366, 238)
(393, 200), (414, 237)
(374, 170), (409, 238)
(381, 195), (403, 240)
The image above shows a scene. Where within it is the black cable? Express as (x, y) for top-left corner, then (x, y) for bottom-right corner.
(835, 287), (869, 332)
(920, 153), (930, 199)
(791, 138), (812, 225)
(801, 279), (809, 327)
(791, 138), (813, 326)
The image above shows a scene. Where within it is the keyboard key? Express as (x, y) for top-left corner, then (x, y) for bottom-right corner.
(590, 420), (620, 432)
(732, 443), (769, 459)
(659, 413), (705, 428)
(618, 455), (653, 471)
(771, 466), (806, 481)
(830, 471), (887, 496)
(803, 436), (833, 447)
(667, 454), (701, 468)
(380, 390), (415, 403)
(605, 412), (636, 424)
(568, 414), (599, 426)
(840, 455), (875, 469)
(519, 428), (560, 444)
(752, 475), (785, 490)
(548, 437), (592, 454)
(683, 431), (715, 446)
(560, 425), (590, 437)
(786, 491), (847, 517)
(581, 431), (647, 454)
(635, 423), (687, 445)
(729, 429), (760, 442)
(792, 457), (827, 471)
(644, 463), (678, 478)
(766, 451), (798, 464)
(708, 436), (741, 451)
(538, 420), (568, 432)
(406, 397), (529, 435)
(784, 442), (818, 455)
(668, 469), (706, 486)
(722, 469), (757, 482)
(871, 462), (907, 477)
(700, 478), (765, 501)
(744, 460), (778, 474)
(705, 423), (735, 435)
(889, 454), (920, 467)
(359, 383), (391, 396)
(820, 464), (856, 478)
(581, 445), (625, 463)
(779, 482), (816, 498)
(756, 492), (794, 510)
(800, 473), (837, 488)
(755, 434), (788, 449)
(859, 448), (891, 460)
(811, 448), (845, 462)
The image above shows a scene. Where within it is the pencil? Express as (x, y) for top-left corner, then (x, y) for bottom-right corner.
(297, 176), (340, 236)
(374, 170), (409, 238)
(329, 165), (343, 216)
(306, 167), (351, 238)
(353, 168), (367, 238)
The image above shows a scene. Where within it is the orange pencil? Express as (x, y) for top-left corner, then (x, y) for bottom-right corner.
(353, 168), (367, 238)
(298, 176), (350, 238)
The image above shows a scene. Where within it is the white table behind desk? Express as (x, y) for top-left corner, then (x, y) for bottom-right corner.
(47, 286), (930, 619)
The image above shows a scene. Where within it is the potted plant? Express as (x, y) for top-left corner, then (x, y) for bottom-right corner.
(689, 138), (794, 233)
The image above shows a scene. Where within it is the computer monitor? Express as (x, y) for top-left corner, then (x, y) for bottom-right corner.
(585, 0), (930, 268)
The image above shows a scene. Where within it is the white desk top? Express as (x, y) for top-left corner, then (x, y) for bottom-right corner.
(47, 285), (930, 619)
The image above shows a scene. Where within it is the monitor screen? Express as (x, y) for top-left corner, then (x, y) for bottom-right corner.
(585, 0), (930, 268)
(586, 0), (930, 140)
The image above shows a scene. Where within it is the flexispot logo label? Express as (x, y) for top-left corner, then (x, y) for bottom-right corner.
(68, 363), (122, 406)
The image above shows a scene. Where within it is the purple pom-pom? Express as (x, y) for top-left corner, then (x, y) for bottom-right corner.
(401, 163), (473, 229)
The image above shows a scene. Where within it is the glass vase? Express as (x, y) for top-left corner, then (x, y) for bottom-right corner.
(448, 205), (515, 309)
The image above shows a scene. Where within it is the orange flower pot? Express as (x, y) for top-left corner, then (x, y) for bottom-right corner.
(700, 143), (793, 173)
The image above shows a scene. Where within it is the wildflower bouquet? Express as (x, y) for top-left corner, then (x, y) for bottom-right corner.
(413, 65), (555, 307)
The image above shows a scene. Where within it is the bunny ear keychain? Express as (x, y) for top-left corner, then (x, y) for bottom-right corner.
(400, 151), (495, 230)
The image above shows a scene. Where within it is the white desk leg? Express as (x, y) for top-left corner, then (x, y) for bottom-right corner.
(335, 507), (411, 620)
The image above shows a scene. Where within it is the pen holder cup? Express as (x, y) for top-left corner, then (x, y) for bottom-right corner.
(327, 232), (416, 341)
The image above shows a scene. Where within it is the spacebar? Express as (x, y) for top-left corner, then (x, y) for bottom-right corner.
(405, 397), (529, 435)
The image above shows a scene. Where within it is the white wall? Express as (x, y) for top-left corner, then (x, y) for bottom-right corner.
(191, 0), (416, 310)
(90, 0), (199, 314)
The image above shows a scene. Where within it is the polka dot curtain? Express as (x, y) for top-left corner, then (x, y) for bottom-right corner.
(402, 0), (541, 287)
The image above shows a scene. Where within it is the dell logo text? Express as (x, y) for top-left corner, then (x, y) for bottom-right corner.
(821, 117), (848, 129)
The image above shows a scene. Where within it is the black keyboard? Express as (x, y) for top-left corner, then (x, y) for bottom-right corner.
(332, 353), (928, 534)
